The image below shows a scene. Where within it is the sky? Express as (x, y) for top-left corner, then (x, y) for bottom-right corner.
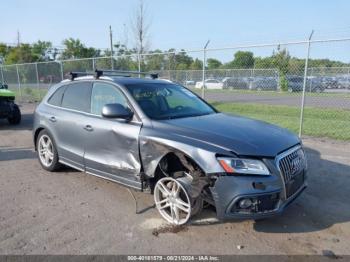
(1, 0), (350, 62)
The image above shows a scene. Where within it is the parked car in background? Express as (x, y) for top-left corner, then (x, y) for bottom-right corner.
(222, 77), (250, 89)
(287, 76), (325, 93)
(337, 76), (350, 89)
(195, 79), (224, 89)
(322, 77), (340, 89)
(250, 77), (278, 91)
(184, 80), (195, 86)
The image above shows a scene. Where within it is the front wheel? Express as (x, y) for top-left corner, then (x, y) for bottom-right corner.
(37, 130), (61, 171)
(154, 177), (192, 225)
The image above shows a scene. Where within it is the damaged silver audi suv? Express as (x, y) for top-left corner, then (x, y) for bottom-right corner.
(33, 70), (307, 225)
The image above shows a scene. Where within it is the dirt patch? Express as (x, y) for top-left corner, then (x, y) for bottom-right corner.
(152, 225), (189, 236)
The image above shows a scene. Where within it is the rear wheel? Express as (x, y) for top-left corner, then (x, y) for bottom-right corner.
(37, 130), (61, 171)
(7, 104), (21, 125)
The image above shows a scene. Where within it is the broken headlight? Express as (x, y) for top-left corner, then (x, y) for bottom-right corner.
(217, 157), (270, 176)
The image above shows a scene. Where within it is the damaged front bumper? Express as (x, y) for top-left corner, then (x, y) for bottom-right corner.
(209, 168), (307, 221)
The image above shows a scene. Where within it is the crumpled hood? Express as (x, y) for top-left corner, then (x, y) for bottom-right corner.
(154, 113), (300, 157)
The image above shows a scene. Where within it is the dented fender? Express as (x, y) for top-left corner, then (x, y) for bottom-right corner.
(139, 124), (234, 178)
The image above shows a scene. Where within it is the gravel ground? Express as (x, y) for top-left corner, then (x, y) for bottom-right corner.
(0, 103), (349, 255)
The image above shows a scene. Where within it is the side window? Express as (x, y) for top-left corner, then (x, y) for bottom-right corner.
(47, 86), (66, 106)
(91, 82), (128, 115)
(61, 82), (92, 112)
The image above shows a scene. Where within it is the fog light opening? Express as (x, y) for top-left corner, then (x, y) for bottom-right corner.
(239, 198), (253, 209)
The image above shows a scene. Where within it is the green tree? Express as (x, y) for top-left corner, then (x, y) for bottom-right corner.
(0, 43), (11, 63)
(174, 50), (193, 70)
(272, 48), (290, 75)
(254, 56), (275, 69)
(6, 44), (37, 64)
(190, 58), (203, 70)
(32, 40), (52, 61)
(207, 58), (222, 69)
(144, 49), (165, 70)
(226, 51), (254, 68)
(272, 48), (290, 91)
(61, 38), (100, 59)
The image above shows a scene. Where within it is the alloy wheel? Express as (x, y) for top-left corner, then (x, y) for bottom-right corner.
(38, 135), (54, 167)
(154, 177), (191, 225)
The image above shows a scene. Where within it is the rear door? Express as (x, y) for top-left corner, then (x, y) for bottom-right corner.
(83, 82), (142, 189)
(53, 82), (92, 170)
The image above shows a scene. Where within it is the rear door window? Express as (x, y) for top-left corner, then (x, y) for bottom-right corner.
(47, 86), (67, 106)
(61, 82), (92, 112)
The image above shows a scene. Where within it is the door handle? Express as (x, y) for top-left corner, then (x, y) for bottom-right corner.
(49, 116), (56, 122)
(84, 125), (93, 132)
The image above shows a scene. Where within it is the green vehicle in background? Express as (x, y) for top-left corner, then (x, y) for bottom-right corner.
(0, 83), (21, 124)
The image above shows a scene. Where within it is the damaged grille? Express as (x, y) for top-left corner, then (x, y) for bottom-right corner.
(277, 146), (306, 198)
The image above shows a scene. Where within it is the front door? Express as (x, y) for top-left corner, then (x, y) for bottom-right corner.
(83, 82), (142, 189)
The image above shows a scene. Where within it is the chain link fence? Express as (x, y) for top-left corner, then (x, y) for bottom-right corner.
(0, 39), (349, 141)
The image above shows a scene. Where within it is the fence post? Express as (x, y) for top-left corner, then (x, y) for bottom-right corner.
(59, 61), (64, 80)
(0, 66), (4, 83)
(276, 70), (280, 91)
(202, 40), (210, 99)
(16, 65), (22, 100)
(299, 30), (314, 138)
(35, 63), (40, 89)
(92, 58), (95, 71)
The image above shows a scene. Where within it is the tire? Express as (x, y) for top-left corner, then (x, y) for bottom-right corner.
(36, 130), (61, 171)
(7, 104), (21, 125)
(191, 195), (203, 218)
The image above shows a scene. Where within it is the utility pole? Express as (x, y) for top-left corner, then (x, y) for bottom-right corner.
(109, 25), (114, 70)
(16, 30), (20, 46)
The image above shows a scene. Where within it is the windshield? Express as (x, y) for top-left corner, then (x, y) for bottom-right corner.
(125, 83), (216, 120)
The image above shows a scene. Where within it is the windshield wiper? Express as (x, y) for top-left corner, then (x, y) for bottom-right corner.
(160, 112), (213, 120)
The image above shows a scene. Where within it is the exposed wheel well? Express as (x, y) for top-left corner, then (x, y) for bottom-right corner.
(148, 151), (205, 193)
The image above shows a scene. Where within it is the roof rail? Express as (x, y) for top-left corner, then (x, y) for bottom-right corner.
(69, 69), (159, 81)
(69, 71), (91, 81)
(94, 69), (158, 79)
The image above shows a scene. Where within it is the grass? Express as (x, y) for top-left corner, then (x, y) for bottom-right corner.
(211, 102), (350, 140)
(189, 87), (350, 98)
(11, 88), (48, 102)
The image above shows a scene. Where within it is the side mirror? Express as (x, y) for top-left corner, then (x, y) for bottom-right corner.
(102, 103), (134, 121)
